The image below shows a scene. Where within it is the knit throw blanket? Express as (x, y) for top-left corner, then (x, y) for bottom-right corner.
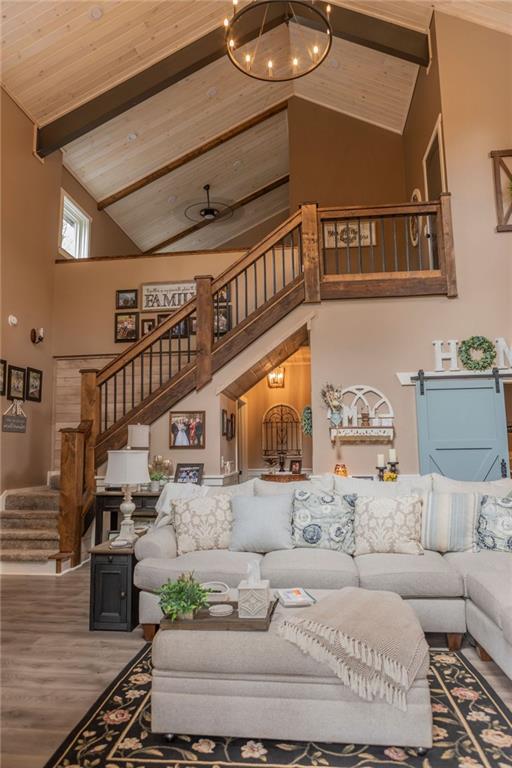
(277, 587), (428, 711)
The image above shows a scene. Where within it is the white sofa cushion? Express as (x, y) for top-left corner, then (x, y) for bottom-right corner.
(134, 550), (263, 592)
(173, 494), (233, 555)
(421, 492), (480, 553)
(334, 475), (432, 497)
(432, 473), (512, 495)
(230, 495), (293, 553)
(466, 570), (512, 630)
(442, 551), (511, 594)
(261, 548), (359, 589)
(206, 479), (255, 497)
(354, 495), (423, 555)
(254, 476), (333, 496)
(355, 551), (463, 597)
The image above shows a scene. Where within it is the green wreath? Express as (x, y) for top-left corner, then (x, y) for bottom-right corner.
(301, 406), (313, 436)
(459, 336), (496, 371)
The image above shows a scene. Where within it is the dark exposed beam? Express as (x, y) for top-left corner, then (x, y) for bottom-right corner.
(144, 175), (289, 254)
(98, 101), (289, 210)
(36, 6), (285, 157)
(293, 6), (429, 66)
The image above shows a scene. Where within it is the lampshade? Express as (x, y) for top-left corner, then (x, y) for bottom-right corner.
(105, 450), (150, 486)
(128, 424), (150, 449)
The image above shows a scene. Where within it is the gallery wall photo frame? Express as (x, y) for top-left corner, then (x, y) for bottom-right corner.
(221, 409), (228, 436)
(141, 317), (156, 336)
(116, 289), (138, 309)
(169, 410), (206, 449)
(25, 367), (43, 402)
(7, 365), (26, 401)
(115, 312), (139, 343)
(0, 359), (6, 396)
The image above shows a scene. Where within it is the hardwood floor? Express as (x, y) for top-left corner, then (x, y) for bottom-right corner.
(1, 565), (511, 768)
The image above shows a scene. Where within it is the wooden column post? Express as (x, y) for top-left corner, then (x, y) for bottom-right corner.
(59, 428), (85, 567)
(195, 275), (213, 390)
(301, 203), (321, 303)
(80, 369), (99, 493)
(439, 193), (457, 298)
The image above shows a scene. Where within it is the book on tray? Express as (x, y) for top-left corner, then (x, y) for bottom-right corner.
(276, 588), (316, 607)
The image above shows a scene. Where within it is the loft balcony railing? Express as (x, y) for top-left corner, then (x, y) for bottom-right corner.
(59, 196), (456, 565)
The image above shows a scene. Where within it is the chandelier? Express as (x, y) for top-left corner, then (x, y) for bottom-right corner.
(224, 0), (332, 82)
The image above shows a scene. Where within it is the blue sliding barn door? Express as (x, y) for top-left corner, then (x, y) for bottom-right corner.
(416, 377), (509, 480)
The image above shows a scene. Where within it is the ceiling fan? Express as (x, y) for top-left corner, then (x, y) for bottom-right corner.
(184, 184), (233, 223)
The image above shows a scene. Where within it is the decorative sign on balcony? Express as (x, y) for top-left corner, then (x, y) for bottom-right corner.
(321, 384), (394, 444)
(140, 281), (196, 313)
(323, 221), (376, 249)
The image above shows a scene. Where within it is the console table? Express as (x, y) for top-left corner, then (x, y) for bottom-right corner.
(260, 473), (308, 483)
(94, 491), (160, 544)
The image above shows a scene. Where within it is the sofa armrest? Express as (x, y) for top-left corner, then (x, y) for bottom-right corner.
(135, 525), (177, 561)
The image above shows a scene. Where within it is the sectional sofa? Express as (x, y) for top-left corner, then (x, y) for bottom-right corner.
(134, 473), (512, 679)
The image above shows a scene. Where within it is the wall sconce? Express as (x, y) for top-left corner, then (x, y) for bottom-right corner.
(267, 366), (285, 388)
(30, 328), (44, 344)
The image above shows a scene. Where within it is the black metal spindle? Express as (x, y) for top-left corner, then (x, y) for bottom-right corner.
(263, 251), (268, 301)
(254, 261), (258, 310)
(380, 218), (386, 271)
(290, 231), (296, 279)
(140, 353), (144, 400)
(370, 218), (375, 272)
(333, 220), (339, 274)
(159, 337), (163, 386)
(346, 220), (351, 274)
(272, 247), (277, 294)
(418, 217), (423, 271)
(281, 238), (286, 288)
(357, 218), (363, 274)
(122, 367), (126, 416)
(178, 323), (182, 369)
(393, 217), (398, 271)
(104, 382), (108, 431)
(149, 344), (153, 393)
(244, 269), (248, 321)
(298, 226), (303, 270)
(131, 361), (135, 409)
(235, 277), (239, 325)
(404, 216), (410, 272)
(113, 372), (117, 423)
(187, 315), (191, 362)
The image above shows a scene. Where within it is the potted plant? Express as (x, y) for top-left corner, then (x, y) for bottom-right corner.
(150, 470), (165, 492)
(158, 573), (211, 621)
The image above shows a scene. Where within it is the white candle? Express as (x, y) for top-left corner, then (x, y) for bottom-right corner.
(389, 449), (397, 463)
(377, 454), (385, 468)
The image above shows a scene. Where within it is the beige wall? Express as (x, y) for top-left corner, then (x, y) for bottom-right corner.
(220, 210), (289, 250)
(52, 251), (244, 356)
(288, 97), (406, 211)
(61, 167), (140, 257)
(1, 91), (61, 490)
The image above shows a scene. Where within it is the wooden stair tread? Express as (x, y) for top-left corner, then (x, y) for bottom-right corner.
(0, 549), (59, 562)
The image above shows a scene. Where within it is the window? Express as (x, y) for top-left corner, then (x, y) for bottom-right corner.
(60, 192), (91, 259)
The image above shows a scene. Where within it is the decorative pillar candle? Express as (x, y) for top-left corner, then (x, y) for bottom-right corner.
(389, 449), (397, 463)
(377, 454), (385, 468)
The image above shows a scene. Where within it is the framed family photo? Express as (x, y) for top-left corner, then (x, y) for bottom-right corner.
(141, 318), (156, 336)
(169, 411), (205, 449)
(26, 367), (43, 402)
(174, 463), (204, 485)
(7, 365), (26, 400)
(221, 409), (228, 436)
(116, 289), (138, 309)
(115, 312), (139, 343)
(289, 459), (302, 474)
(0, 359), (6, 396)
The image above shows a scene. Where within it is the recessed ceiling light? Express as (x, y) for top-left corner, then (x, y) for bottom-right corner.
(328, 58), (339, 69)
(126, 132), (138, 142)
(89, 6), (103, 20)
(167, 194), (177, 205)
(207, 87), (218, 99)
(233, 159), (242, 171)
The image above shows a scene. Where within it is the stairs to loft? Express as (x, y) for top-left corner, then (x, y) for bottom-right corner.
(57, 196), (457, 567)
(0, 488), (69, 573)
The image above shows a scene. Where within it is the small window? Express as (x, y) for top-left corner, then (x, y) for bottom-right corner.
(60, 192), (91, 259)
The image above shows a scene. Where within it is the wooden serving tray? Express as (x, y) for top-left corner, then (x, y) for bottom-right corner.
(160, 599), (277, 631)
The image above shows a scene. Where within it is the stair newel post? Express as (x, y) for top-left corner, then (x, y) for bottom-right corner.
(59, 428), (85, 567)
(301, 202), (321, 303)
(80, 368), (100, 498)
(195, 275), (214, 390)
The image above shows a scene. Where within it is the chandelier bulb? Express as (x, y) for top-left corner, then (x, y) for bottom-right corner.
(223, 17), (229, 27)
(267, 59), (273, 69)
(229, 38), (235, 49)
(233, 0), (238, 5)
(313, 45), (319, 55)
(245, 53), (251, 64)
(292, 57), (298, 67)
(326, 3), (331, 12)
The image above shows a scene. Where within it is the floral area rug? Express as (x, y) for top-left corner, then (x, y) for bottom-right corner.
(44, 646), (511, 768)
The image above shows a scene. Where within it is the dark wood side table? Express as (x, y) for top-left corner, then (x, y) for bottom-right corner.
(260, 473), (308, 483)
(94, 491), (160, 544)
(89, 542), (139, 632)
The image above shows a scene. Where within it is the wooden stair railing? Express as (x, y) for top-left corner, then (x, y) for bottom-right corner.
(58, 196), (457, 563)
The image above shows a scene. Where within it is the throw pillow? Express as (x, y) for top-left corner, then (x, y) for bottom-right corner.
(421, 492), (480, 553)
(292, 489), (356, 553)
(254, 476), (334, 497)
(432, 473), (512, 496)
(153, 481), (208, 528)
(173, 494), (233, 555)
(229, 495), (293, 553)
(476, 495), (512, 552)
(354, 495), (423, 555)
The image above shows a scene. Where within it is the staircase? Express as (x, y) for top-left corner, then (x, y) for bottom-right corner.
(58, 197), (457, 567)
(0, 488), (63, 573)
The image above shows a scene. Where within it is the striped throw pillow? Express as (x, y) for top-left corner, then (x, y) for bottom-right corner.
(421, 492), (480, 553)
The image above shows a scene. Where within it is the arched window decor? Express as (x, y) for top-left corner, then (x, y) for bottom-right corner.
(262, 404), (302, 460)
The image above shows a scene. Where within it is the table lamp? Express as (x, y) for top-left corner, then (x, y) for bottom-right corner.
(104, 450), (150, 542)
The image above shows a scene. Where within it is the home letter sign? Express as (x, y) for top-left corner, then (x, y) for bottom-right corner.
(432, 340), (459, 372)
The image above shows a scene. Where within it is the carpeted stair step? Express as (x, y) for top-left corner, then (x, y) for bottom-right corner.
(0, 548), (59, 562)
(0, 528), (60, 551)
(0, 509), (59, 530)
(48, 474), (61, 491)
(4, 488), (59, 511)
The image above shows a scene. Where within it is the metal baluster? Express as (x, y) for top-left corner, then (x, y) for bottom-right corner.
(113, 372), (117, 424)
(141, 353), (144, 400)
(357, 218), (363, 274)
(380, 218), (386, 272)
(235, 277), (239, 325)
(187, 315), (191, 362)
(404, 215), (410, 272)
(290, 231), (295, 279)
(298, 226), (303, 270)
(281, 238), (286, 288)
(334, 220), (339, 274)
(104, 382), (108, 431)
(370, 218), (375, 272)
(215, 291), (219, 342)
(159, 337), (163, 385)
(263, 251), (268, 302)
(122, 367), (126, 416)
(168, 330), (172, 380)
(346, 221), (351, 274)
(244, 269), (248, 321)
(393, 217), (398, 271)
(149, 344), (153, 393)
(272, 247), (277, 294)
(418, 216), (423, 271)
(254, 261), (258, 310)
(131, 361), (135, 409)
(178, 323), (182, 370)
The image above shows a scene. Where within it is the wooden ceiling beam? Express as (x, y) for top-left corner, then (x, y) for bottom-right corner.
(144, 175), (289, 254)
(97, 101), (289, 210)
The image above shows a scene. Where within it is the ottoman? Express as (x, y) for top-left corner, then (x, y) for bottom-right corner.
(151, 593), (433, 748)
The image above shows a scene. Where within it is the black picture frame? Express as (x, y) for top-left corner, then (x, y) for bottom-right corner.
(213, 304), (232, 337)
(289, 459), (302, 474)
(169, 411), (206, 449)
(221, 409), (228, 436)
(116, 289), (138, 309)
(141, 318), (156, 336)
(25, 367), (43, 403)
(0, 359), (6, 396)
(115, 312), (139, 343)
(7, 365), (26, 401)
(174, 463), (204, 485)
(230, 412), (236, 439)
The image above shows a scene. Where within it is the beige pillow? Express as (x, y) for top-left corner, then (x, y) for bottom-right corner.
(354, 495), (423, 555)
(173, 494), (232, 555)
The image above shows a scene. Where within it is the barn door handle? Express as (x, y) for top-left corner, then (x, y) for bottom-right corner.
(501, 458), (508, 478)
(418, 369), (425, 396)
(493, 367), (500, 393)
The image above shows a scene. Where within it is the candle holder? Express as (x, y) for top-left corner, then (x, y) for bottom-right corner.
(376, 466), (386, 482)
(388, 461), (399, 475)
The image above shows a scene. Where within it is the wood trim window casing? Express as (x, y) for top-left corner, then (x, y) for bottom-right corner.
(422, 114), (448, 200)
(59, 190), (92, 260)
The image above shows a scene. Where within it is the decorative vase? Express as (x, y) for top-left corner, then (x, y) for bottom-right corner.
(177, 610), (195, 620)
(150, 480), (160, 492)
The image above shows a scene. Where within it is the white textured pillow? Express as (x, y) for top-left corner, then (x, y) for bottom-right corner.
(153, 481), (208, 528)
(354, 495), (423, 555)
(432, 473), (512, 496)
(229, 495), (293, 553)
(173, 494), (232, 555)
(254, 476), (333, 497)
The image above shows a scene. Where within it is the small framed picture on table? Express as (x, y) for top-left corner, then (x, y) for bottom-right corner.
(174, 463), (204, 485)
(289, 459), (302, 474)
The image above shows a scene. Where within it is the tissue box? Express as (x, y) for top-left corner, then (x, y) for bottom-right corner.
(237, 579), (270, 619)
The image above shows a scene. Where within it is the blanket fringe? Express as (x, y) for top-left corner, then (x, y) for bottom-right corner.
(278, 619), (409, 711)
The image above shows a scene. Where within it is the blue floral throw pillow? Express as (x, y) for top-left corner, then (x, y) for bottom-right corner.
(292, 490), (356, 554)
(476, 495), (512, 552)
